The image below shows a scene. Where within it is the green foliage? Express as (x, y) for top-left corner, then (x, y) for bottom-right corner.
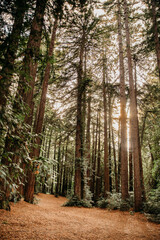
(0, 199), (10, 211)
(144, 188), (160, 223)
(63, 195), (92, 208)
(97, 193), (121, 210)
(97, 192), (133, 211)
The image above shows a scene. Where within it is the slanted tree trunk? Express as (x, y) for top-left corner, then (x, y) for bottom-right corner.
(31, 18), (58, 158)
(25, 17), (58, 203)
(23, 0), (47, 203)
(123, 0), (142, 211)
(117, 0), (128, 200)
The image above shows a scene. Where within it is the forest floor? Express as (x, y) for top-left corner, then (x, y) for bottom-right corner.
(0, 193), (160, 240)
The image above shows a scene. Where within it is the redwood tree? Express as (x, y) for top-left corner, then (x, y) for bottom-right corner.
(123, 0), (142, 211)
(117, 0), (128, 200)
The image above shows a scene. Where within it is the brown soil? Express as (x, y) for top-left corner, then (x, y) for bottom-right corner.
(0, 193), (160, 240)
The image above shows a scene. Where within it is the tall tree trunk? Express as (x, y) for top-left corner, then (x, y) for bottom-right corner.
(111, 120), (118, 193)
(30, 18), (58, 158)
(108, 94), (112, 192)
(117, 0), (128, 200)
(90, 124), (95, 195)
(25, 16), (58, 202)
(55, 136), (62, 197)
(74, 27), (85, 199)
(0, 0), (47, 208)
(117, 118), (121, 193)
(51, 135), (57, 194)
(95, 113), (101, 201)
(134, 60), (146, 201)
(62, 137), (69, 196)
(23, 0), (47, 203)
(86, 94), (91, 188)
(22, 0), (47, 126)
(102, 55), (110, 197)
(93, 113), (99, 201)
(123, 0), (142, 211)
(129, 121), (133, 191)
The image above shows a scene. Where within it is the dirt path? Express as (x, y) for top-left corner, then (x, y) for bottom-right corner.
(0, 193), (160, 240)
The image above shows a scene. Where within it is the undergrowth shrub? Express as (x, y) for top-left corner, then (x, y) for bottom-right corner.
(97, 193), (121, 210)
(63, 195), (92, 208)
(144, 187), (160, 223)
(97, 192), (133, 211)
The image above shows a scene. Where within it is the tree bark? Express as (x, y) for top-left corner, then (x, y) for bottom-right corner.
(95, 113), (101, 200)
(111, 119), (118, 193)
(102, 55), (110, 197)
(86, 94), (91, 188)
(31, 18), (58, 159)
(129, 121), (133, 192)
(22, 0), (47, 126)
(123, 0), (142, 211)
(117, 0), (128, 200)
(74, 27), (85, 199)
(55, 136), (62, 197)
(24, 0), (47, 203)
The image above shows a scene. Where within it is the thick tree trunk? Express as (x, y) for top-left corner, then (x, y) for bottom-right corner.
(24, 0), (47, 203)
(0, 0), (47, 208)
(31, 18), (58, 159)
(117, 0), (128, 200)
(123, 0), (142, 211)
(22, 0), (47, 126)
(134, 60), (146, 201)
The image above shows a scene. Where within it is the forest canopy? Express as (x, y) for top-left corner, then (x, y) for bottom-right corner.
(0, 0), (160, 222)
